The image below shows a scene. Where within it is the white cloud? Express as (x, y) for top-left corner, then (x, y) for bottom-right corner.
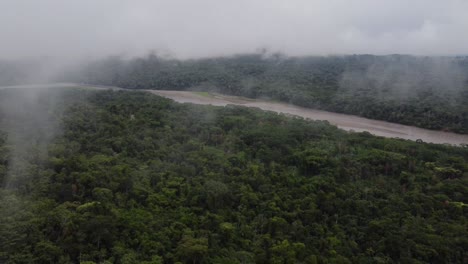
(0, 0), (467, 59)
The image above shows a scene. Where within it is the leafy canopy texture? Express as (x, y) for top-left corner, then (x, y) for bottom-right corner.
(0, 88), (467, 263)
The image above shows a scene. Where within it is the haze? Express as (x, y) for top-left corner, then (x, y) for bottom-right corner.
(1, 0), (468, 60)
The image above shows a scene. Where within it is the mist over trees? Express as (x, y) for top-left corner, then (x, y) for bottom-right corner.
(0, 89), (467, 263)
(66, 53), (468, 133)
(1, 53), (467, 133)
(0, 60), (40, 86)
(1, 1), (468, 263)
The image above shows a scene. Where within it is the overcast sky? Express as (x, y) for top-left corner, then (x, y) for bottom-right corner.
(1, 0), (468, 59)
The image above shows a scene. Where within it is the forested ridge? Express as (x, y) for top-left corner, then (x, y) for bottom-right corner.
(63, 53), (468, 134)
(0, 88), (467, 263)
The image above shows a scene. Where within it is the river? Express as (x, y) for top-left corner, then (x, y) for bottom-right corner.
(149, 90), (468, 146)
(1, 83), (467, 145)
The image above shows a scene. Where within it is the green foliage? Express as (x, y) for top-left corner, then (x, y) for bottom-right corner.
(68, 53), (468, 134)
(0, 89), (467, 263)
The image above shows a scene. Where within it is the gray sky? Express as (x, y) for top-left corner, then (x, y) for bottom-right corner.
(1, 0), (468, 59)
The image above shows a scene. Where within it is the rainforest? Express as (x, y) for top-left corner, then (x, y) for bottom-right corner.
(2, 1), (468, 263)
(0, 88), (466, 263)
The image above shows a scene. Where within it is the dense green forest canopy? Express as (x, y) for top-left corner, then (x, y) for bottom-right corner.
(0, 88), (467, 263)
(63, 53), (468, 134)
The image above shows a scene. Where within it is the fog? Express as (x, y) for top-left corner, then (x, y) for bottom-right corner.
(1, 0), (468, 60)
(0, 2), (467, 261)
(0, 88), (63, 189)
(339, 56), (467, 101)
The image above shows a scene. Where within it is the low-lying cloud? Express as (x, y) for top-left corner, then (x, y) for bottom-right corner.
(339, 56), (468, 101)
(0, 88), (63, 189)
(0, 0), (467, 60)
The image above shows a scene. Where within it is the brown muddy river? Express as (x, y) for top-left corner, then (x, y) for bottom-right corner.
(1, 83), (467, 145)
(150, 90), (468, 146)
